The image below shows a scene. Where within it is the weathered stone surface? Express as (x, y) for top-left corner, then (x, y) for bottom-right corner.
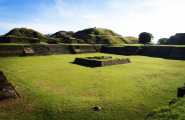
(31, 45), (51, 56)
(170, 47), (185, 58)
(101, 46), (140, 55)
(93, 106), (101, 111)
(72, 45), (97, 54)
(165, 33), (185, 45)
(0, 71), (20, 100)
(74, 56), (131, 67)
(0, 45), (24, 57)
(23, 46), (35, 56)
(177, 87), (185, 98)
(140, 46), (173, 57)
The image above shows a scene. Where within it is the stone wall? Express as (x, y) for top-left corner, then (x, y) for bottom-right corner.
(0, 71), (20, 100)
(102, 46), (185, 59)
(72, 45), (97, 54)
(94, 45), (102, 52)
(0, 37), (40, 43)
(23, 46), (35, 56)
(170, 47), (185, 58)
(0, 44), (185, 59)
(140, 46), (185, 59)
(31, 45), (51, 56)
(0, 45), (24, 57)
(45, 45), (72, 54)
(140, 46), (173, 58)
(0, 45), (100, 57)
(74, 57), (131, 67)
(101, 46), (140, 55)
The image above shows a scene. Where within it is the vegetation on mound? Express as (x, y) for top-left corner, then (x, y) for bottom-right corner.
(125, 36), (139, 41)
(4, 28), (46, 38)
(0, 28), (48, 43)
(146, 98), (185, 120)
(0, 42), (47, 46)
(76, 28), (118, 36)
(73, 28), (132, 44)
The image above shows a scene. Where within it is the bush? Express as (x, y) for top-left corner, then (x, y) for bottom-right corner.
(47, 38), (60, 44)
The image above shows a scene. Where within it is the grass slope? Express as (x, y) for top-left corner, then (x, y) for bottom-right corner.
(75, 28), (132, 44)
(0, 28), (47, 42)
(125, 36), (139, 41)
(3, 28), (46, 38)
(0, 53), (184, 119)
(146, 98), (185, 120)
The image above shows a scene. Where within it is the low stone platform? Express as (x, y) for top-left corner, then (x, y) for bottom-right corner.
(0, 71), (20, 100)
(74, 56), (131, 67)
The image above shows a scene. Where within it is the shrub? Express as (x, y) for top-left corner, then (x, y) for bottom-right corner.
(47, 38), (60, 44)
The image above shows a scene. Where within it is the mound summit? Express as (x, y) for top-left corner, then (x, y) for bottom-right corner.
(72, 28), (133, 44)
(0, 27), (139, 44)
(0, 28), (47, 43)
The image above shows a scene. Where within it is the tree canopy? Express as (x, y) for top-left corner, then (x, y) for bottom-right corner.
(138, 32), (153, 44)
(157, 38), (168, 44)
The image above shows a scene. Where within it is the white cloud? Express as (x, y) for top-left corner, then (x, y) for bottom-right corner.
(83, 14), (102, 20)
(33, 18), (44, 22)
(54, 0), (73, 17)
(104, 0), (185, 43)
(0, 0), (185, 43)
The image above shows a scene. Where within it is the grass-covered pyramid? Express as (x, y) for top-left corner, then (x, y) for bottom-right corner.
(49, 30), (83, 44)
(0, 28), (47, 43)
(72, 28), (133, 44)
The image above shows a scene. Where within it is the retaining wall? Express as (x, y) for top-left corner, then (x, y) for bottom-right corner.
(31, 45), (51, 56)
(101, 46), (140, 55)
(0, 45), (185, 59)
(170, 47), (185, 58)
(0, 44), (100, 57)
(74, 57), (131, 67)
(0, 45), (24, 57)
(45, 45), (72, 54)
(140, 46), (173, 57)
(72, 45), (97, 54)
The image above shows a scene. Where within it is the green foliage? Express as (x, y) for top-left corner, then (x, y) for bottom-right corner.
(77, 39), (85, 44)
(125, 36), (139, 41)
(47, 38), (60, 44)
(146, 98), (185, 120)
(4, 28), (46, 38)
(0, 53), (185, 119)
(146, 42), (156, 45)
(158, 38), (168, 45)
(74, 28), (132, 44)
(139, 32), (154, 44)
(79, 28), (118, 35)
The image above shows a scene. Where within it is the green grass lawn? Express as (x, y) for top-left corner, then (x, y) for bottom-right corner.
(0, 53), (185, 120)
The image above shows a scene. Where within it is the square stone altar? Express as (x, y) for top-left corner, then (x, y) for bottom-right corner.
(74, 56), (131, 67)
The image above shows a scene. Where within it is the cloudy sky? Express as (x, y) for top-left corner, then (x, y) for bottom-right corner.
(0, 0), (185, 43)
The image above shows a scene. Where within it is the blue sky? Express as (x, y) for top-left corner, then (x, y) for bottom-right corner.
(0, 0), (185, 43)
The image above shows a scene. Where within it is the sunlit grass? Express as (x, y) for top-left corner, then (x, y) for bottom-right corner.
(0, 53), (185, 119)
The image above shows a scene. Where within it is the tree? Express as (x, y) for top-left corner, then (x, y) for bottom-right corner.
(157, 38), (168, 44)
(138, 32), (154, 44)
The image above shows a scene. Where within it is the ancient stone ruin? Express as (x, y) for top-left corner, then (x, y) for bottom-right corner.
(0, 71), (20, 100)
(165, 33), (185, 45)
(177, 83), (185, 98)
(74, 56), (131, 67)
